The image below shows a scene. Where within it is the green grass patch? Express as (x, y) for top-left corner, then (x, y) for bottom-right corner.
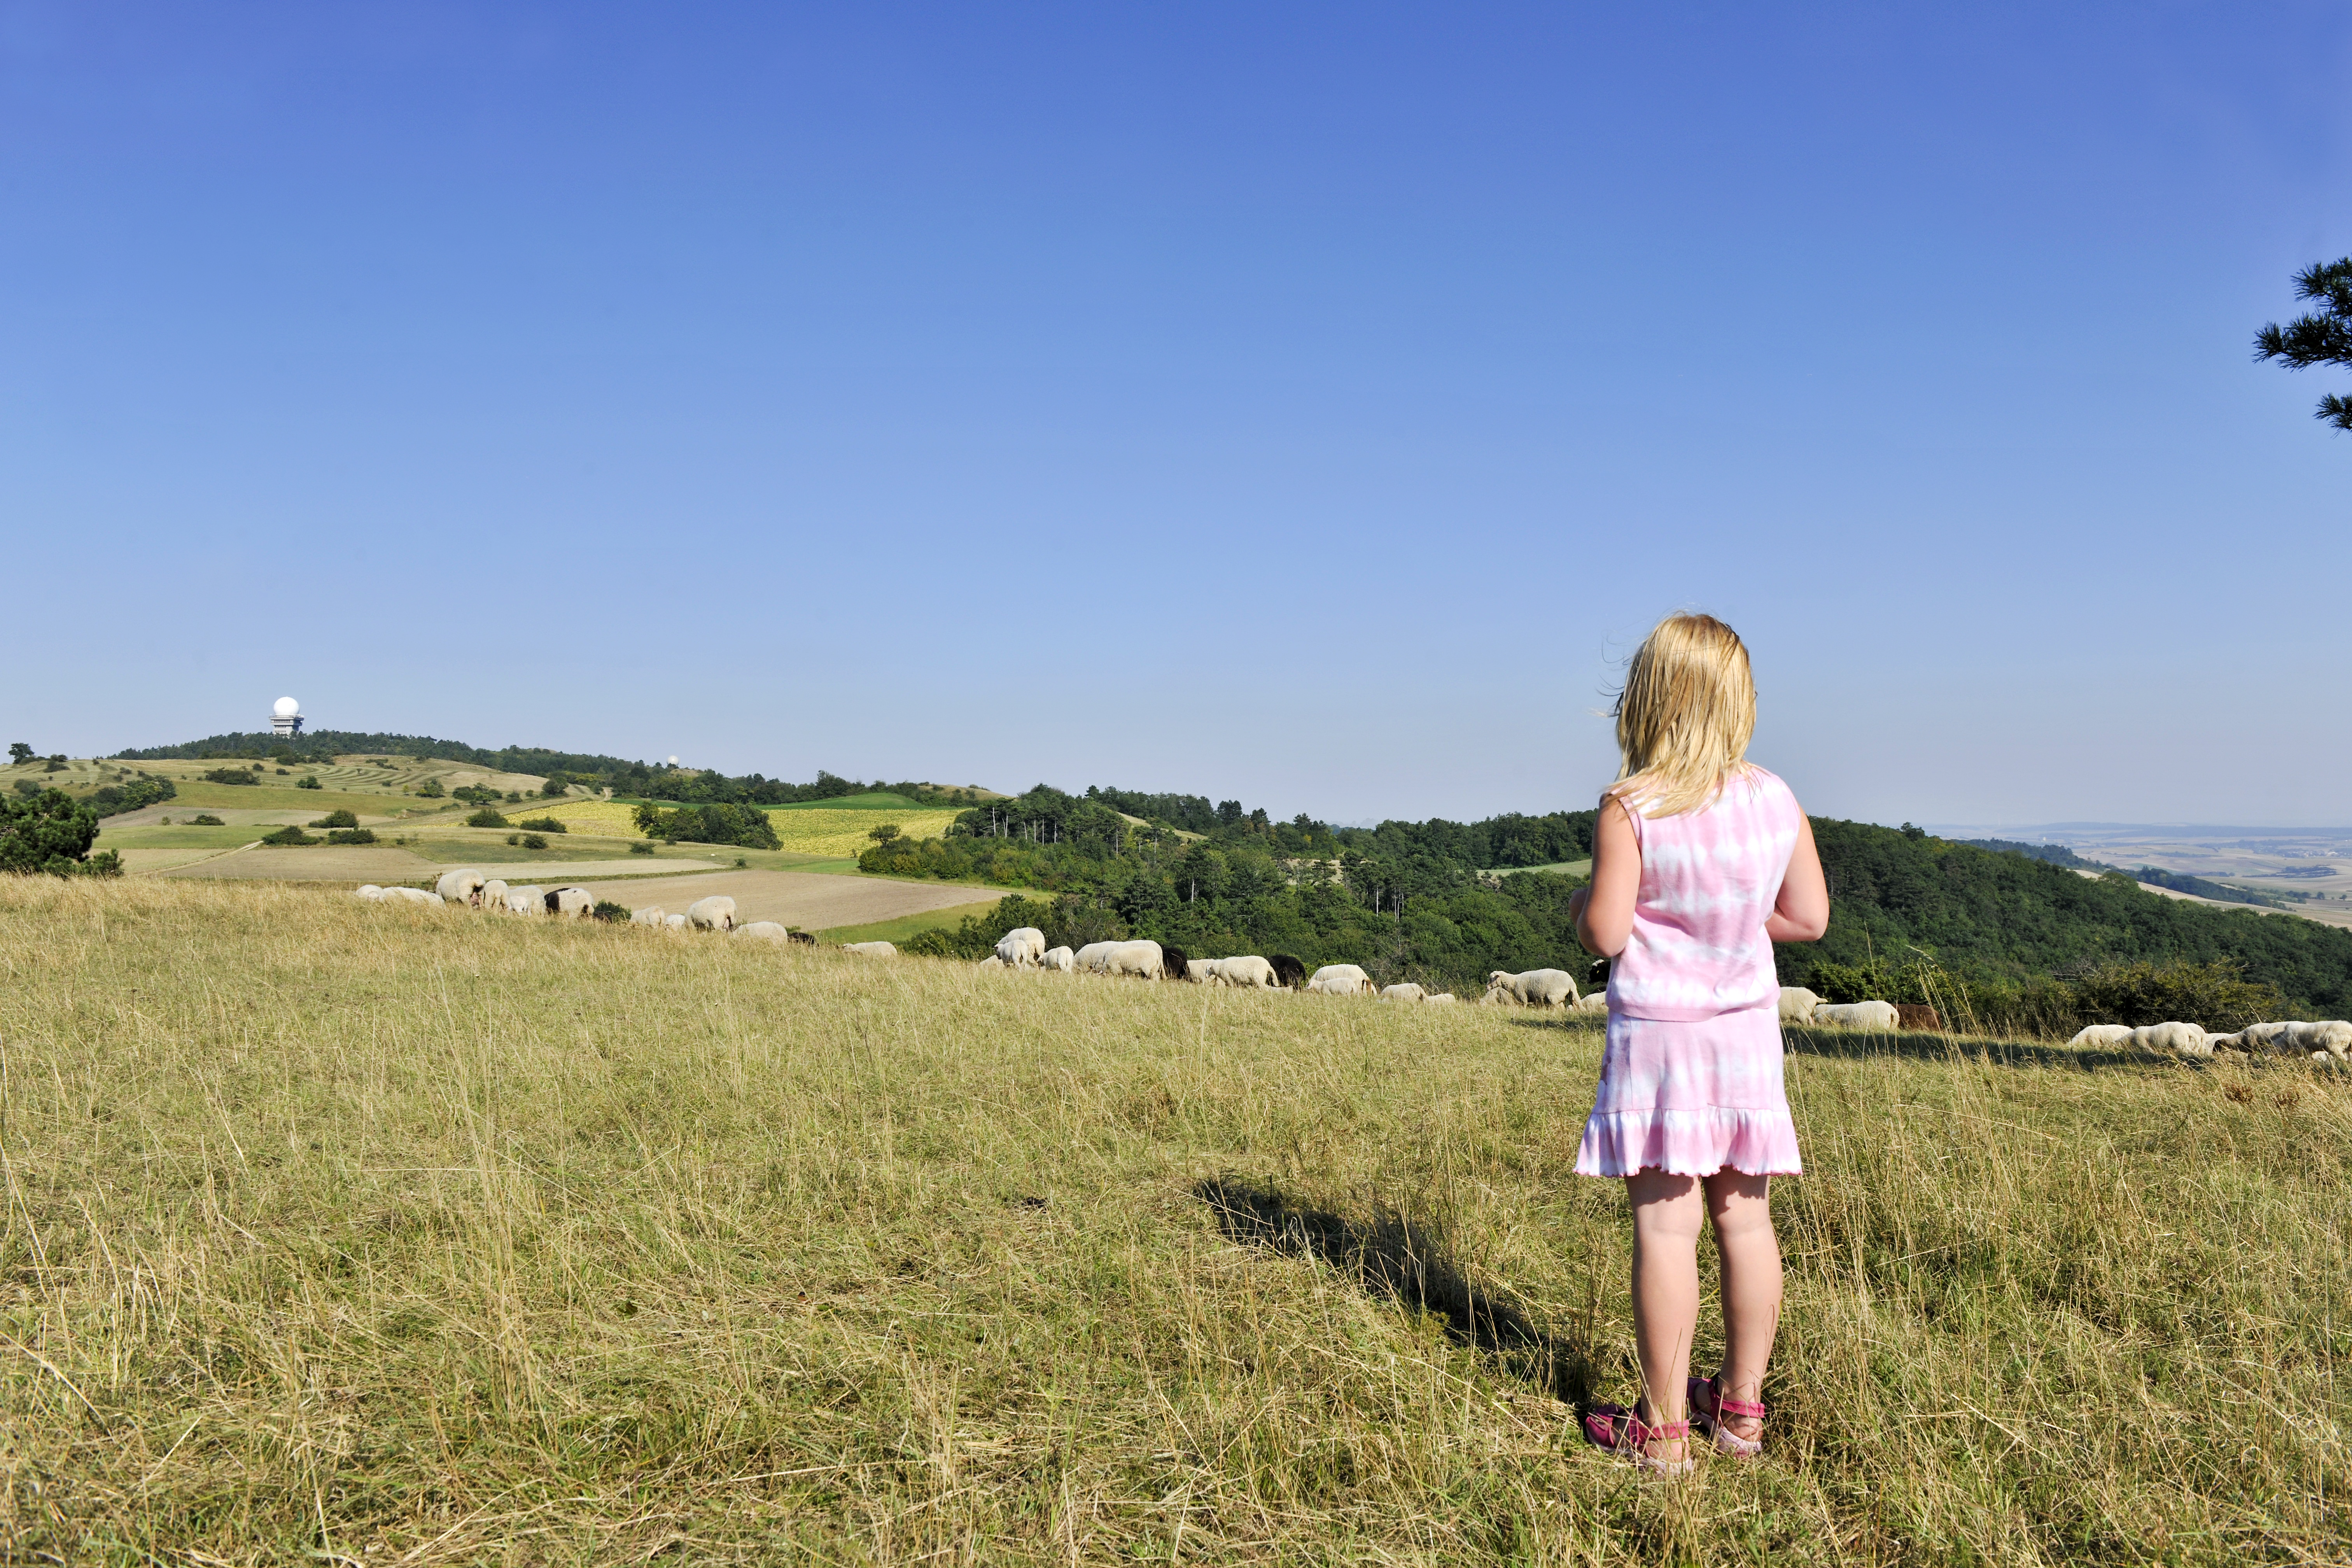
(817, 898), (1009, 945)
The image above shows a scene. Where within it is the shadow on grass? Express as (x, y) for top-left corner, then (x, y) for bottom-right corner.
(1194, 1176), (1598, 1408)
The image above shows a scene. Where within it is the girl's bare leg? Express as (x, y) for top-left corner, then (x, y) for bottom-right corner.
(1625, 1169), (1705, 1462)
(1702, 1170), (1780, 1444)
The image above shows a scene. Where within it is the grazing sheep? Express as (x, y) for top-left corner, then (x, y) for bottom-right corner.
(1485, 969), (1580, 1007)
(2240, 1021), (2295, 1053)
(1206, 956), (1278, 989)
(1100, 940), (1164, 980)
(1573, 993), (1609, 1015)
(1307, 964), (1373, 996)
(995, 927), (1047, 968)
(1812, 1000), (1899, 1031)
(1185, 957), (1218, 981)
(353, 884), (385, 901)
(977, 954), (1005, 970)
(663, 913), (688, 930)
(788, 930), (817, 945)
(2133, 1020), (2212, 1058)
(1778, 987), (1822, 1024)
(1040, 946), (1076, 973)
(686, 895), (737, 932)
(2068, 1024), (2135, 1048)
(1895, 1003), (1942, 1031)
(1269, 954), (1308, 990)
(1425, 992), (1457, 1004)
(2287, 1020), (2352, 1055)
(630, 906), (666, 926)
(1158, 945), (1192, 982)
(480, 878), (508, 912)
(547, 887), (595, 919)
(734, 921), (791, 944)
(436, 868), (488, 906)
(843, 941), (897, 957)
(383, 886), (443, 905)
(1073, 942), (1116, 972)
(505, 887), (545, 915)
(1379, 983), (1428, 1003)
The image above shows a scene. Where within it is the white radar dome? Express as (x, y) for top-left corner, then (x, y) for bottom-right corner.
(666, 755), (680, 766)
(272, 696), (300, 719)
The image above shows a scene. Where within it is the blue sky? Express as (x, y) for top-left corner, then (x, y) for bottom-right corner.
(6, 4), (2350, 826)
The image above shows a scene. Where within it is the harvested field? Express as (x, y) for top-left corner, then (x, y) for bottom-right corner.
(159, 845), (437, 880)
(429, 858), (736, 884)
(763, 806), (961, 857)
(556, 867), (1018, 929)
(2, 875), (2346, 1563)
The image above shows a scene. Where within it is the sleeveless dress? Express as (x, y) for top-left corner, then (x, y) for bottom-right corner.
(1574, 765), (1805, 1178)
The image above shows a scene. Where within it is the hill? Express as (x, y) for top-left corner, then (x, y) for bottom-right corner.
(2, 874), (2337, 1563)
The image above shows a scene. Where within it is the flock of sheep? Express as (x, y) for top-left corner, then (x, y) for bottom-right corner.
(356, 878), (2345, 1059)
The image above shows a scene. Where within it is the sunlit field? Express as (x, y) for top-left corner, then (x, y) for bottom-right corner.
(0, 877), (2342, 1563)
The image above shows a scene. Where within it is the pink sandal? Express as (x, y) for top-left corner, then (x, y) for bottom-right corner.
(1687, 1374), (1766, 1456)
(1581, 1405), (1695, 1475)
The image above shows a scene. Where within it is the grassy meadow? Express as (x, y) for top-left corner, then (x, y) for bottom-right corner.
(0, 876), (2345, 1563)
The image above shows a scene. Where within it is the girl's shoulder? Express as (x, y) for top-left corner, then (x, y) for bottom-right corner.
(1727, 764), (1800, 817)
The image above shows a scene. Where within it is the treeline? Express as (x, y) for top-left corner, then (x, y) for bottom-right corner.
(1796, 821), (2352, 1023)
(858, 782), (1603, 993)
(110, 731), (985, 808)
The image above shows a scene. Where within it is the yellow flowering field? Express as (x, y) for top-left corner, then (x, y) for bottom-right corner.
(768, 808), (961, 858)
(531, 800), (649, 838)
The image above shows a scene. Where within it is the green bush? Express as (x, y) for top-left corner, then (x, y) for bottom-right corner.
(202, 768), (260, 786)
(88, 777), (175, 817)
(629, 841), (655, 856)
(11, 780), (39, 798)
(521, 834), (549, 850)
(416, 778), (445, 798)
(466, 809), (509, 829)
(901, 929), (963, 957)
(326, 828), (378, 845)
(2070, 959), (2284, 1032)
(592, 901), (630, 922)
(1, 789), (110, 877)
(517, 817), (569, 834)
(631, 801), (780, 850)
(453, 786), (502, 805)
(296, 776), (322, 789)
(189, 814), (225, 826)
(261, 826), (317, 847)
(308, 810), (359, 829)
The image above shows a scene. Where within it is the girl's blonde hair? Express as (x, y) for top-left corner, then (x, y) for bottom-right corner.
(1607, 612), (1757, 818)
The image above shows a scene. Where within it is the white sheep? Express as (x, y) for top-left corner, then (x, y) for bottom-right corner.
(2067, 1024), (2135, 1048)
(1812, 1000), (1899, 1031)
(686, 896), (737, 932)
(843, 941), (898, 957)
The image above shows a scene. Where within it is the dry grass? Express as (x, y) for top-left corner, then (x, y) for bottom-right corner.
(0, 877), (2345, 1564)
(763, 809), (961, 859)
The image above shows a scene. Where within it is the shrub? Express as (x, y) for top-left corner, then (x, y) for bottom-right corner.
(6, 743), (29, 765)
(296, 776), (322, 789)
(203, 769), (260, 786)
(901, 929), (962, 957)
(592, 901), (630, 922)
(466, 809), (509, 829)
(308, 810), (359, 829)
(261, 826), (317, 847)
(2071, 959), (2285, 1032)
(89, 777), (175, 817)
(416, 778), (445, 798)
(517, 817), (569, 834)
(1, 789), (108, 876)
(44, 756), (68, 773)
(541, 777), (568, 797)
(505, 791), (523, 803)
(189, 814), (225, 826)
(11, 780), (39, 798)
(632, 801), (780, 851)
(629, 841), (655, 855)
(326, 828), (377, 845)
(521, 834), (549, 850)
(453, 785), (501, 805)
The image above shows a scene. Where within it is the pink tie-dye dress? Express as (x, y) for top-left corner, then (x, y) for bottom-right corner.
(1574, 764), (1805, 1178)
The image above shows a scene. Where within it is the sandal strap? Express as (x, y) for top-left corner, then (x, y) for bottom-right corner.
(1715, 1396), (1766, 1420)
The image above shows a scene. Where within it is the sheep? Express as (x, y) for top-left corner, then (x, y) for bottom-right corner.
(479, 878), (508, 912)
(2068, 1024), (2135, 1048)
(1205, 956), (1278, 989)
(995, 927), (1046, 968)
(505, 887), (545, 915)
(353, 885), (386, 901)
(630, 906), (667, 926)
(977, 954), (1004, 970)
(663, 913), (688, 930)
(733, 921), (791, 944)
(1073, 942), (1116, 972)
(2240, 1022), (2295, 1053)
(1040, 946), (1076, 973)
(686, 896), (737, 932)
(1425, 992), (1457, 1004)
(1811, 1000), (1899, 1031)
(1485, 969), (1580, 1007)
(2133, 1020), (2211, 1058)
(547, 887), (595, 919)
(788, 931), (817, 945)
(436, 868), (488, 906)
(1102, 940), (1164, 979)
(1307, 964), (1373, 996)
(1778, 987), (1822, 1024)
(1379, 983), (1427, 1003)
(2287, 1020), (2352, 1056)
(1158, 945), (1192, 982)
(843, 941), (898, 957)
(1573, 993), (1609, 1015)
(383, 886), (443, 905)
(1269, 954), (1308, 990)
(1185, 957), (1218, 982)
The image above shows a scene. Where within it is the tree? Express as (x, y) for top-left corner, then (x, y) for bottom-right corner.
(7, 743), (31, 765)
(1, 789), (118, 877)
(2255, 258), (2352, 431)
(416, 777), (445, 798)
(870, 822), (903, 847)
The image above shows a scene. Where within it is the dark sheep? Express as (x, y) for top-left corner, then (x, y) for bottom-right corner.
(1270, 954), (1307, 990)
(787, 930), (817, 946)
(543, 890), (564, 915)
(1894, 1003), (1942, 1032)
(1159, 945), (1191, 980)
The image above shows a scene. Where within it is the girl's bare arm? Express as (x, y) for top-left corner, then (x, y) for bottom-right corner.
(1765, 814), (1829, 943)
(1570, 794), (1639, 957)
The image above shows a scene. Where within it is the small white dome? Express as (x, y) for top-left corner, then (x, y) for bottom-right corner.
(272, 696), (300, 719)
(666, 755), (680, 766)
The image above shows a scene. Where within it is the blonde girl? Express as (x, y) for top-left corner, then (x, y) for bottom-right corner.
(1569, 612), (1828, 1473)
